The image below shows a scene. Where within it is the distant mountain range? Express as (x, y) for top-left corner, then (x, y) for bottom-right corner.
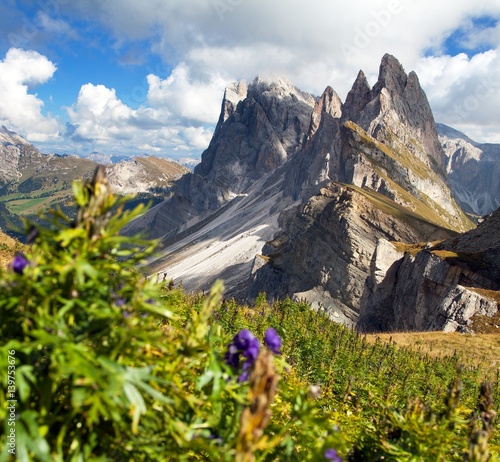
(0, 125), (189, 239)
(124, 54), (499, 333)
(437, 123), (500, 216)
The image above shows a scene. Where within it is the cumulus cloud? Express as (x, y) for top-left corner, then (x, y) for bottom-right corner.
(5, 0), (500, 155)
(66, 77), (217, 156)
(146, 62), (229, 124)
(0, 48), (59, 141)
(416, 49), (500, 142)
(61, 0), (498, 91)
(67, 83), (135, 141)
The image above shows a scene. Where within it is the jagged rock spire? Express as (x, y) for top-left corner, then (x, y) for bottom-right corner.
(342, 70), (371, 124)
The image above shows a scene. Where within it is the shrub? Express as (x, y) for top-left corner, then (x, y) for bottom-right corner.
(0, 169), (497, 461)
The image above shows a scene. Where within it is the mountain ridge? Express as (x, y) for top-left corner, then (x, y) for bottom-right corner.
(128, 54), (500, 333)
(437, 123), (500, 216)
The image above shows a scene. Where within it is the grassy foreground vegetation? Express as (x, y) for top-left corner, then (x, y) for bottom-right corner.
(0, 170), (498, 461)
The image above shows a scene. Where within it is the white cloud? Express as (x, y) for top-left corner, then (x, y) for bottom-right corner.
(59, 0), (500, 143)
(6, 1), (500, 155)
(181, 126), (214, 149)
(37, 11), (73, 36)
(138, 143), (162, 152)
(0, 48), (59, 141)
(61, 1), (498, 90)
(67, 83), (135, 141)
(416, 49), (500, 142)
(66, 76), (218, 156)
(146, 62), (229, 124)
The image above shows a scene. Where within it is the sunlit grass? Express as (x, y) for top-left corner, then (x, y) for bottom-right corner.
(365, 331), (500, 381)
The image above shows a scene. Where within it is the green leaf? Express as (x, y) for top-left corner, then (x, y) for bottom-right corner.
(123, 383), (146, 435)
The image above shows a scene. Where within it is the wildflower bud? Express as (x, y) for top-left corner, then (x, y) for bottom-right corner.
(233, 329), (257, 351)
(12, 253), (29, 274)
(225, 344), (240, 368)
(324, 448), (342, 461)
(225, 330), (261, 382)
(264, 327), (281, 354)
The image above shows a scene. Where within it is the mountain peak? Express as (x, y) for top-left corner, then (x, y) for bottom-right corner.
(342, 70), (371, 123)
(308, 86), (342, 139)
(374, 53), (407, 95)
(216, 80), (248, 129)
(0, 126), (32, 147)
(341, 54), (446, 174)
(248, 75), (316, 106)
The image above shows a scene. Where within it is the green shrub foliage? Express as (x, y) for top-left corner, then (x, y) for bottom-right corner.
(0, 170), (498, 461)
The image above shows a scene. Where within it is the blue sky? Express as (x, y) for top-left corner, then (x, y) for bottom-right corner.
(0, 0), (499, 161)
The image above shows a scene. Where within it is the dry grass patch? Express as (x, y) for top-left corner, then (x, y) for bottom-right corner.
(0, 230), (24, 269)
(365, 331), (500, 381)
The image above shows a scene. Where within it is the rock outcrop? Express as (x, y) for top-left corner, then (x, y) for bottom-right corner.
(358, 208), (500, 332)
(0, 125), (46, 184)
(106, 157), (188, 195)
(249, 182), (456, 326)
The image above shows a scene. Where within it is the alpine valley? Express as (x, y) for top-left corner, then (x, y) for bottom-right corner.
(0, 125), (189, 239)
(2, 54), (499, 333)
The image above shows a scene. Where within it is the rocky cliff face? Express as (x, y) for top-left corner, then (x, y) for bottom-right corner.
(248, 54), (473, 324)
(125, 77), (317, 239)
(249, 182), (455, 326)
(358, 208), (500, 332)
(437, 123), (500, 216)
(342, 55), (446, 173)
(131, 54), (497, 333)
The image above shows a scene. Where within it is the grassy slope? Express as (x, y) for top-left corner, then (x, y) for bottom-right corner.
(0, 229), (24, 268)
(211, 295), (500, 457)
(366, 332), (500, 381)
(344, 121), (474, 233)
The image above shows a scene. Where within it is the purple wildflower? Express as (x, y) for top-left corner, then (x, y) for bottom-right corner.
(26, 225), (39, 244)
(225, 344), (240, 368)
(264, 327), (282, 354)
(238, 369), (250, 383)
(242, 337), (260, 361)
(225, 329), (261, 381)
(324, 448), (342, 461)
(12, 254), (29, 274)
(238, 360), (254, 382)
(233, 329), (256, 350)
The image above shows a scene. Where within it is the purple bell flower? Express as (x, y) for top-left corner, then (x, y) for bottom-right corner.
(233, 329), (256, 350)
(12, 254), (29, 274)
(225, 344), (240, 368)
(324, 448), (342, 461)
(242, 337), (260, 361)
(264, 327), (282, 354)
(225, 329), (261, 381)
